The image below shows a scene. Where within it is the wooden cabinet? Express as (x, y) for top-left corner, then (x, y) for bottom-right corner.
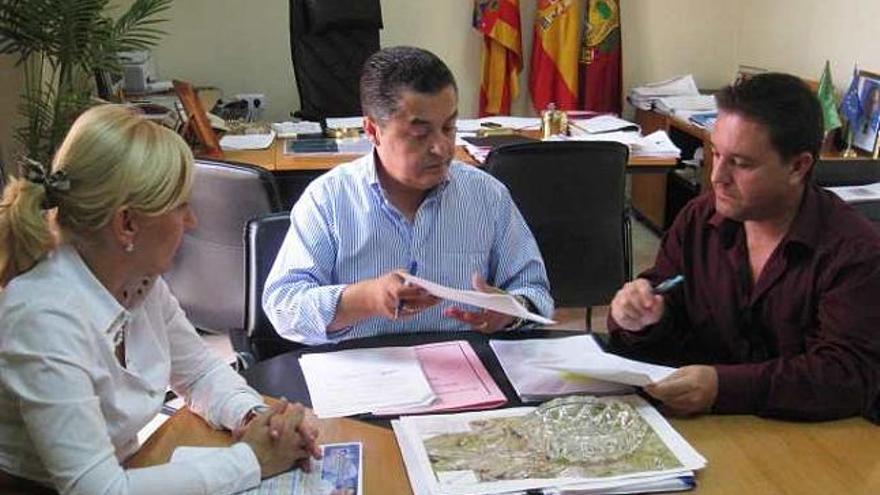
(630, 109), (713, 231)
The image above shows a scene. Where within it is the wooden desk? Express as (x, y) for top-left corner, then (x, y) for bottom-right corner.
(129, 406), (880, 494)
(224, 136), (677, 172)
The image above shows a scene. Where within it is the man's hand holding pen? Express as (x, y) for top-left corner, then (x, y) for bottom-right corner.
(610, 275), (684, 331)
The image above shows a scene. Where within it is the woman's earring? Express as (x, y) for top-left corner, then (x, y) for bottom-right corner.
(125, 243), (134, 253)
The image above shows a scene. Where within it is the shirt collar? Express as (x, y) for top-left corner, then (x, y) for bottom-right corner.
(707, 184), (819, 252)
(53, 244), (128, 332)
(363, 150), (452, 204)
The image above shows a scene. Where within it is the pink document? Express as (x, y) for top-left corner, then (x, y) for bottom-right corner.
(373, 341), (507, 416)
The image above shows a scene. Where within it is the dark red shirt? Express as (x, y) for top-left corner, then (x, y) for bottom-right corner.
(609, 184), (880, 422)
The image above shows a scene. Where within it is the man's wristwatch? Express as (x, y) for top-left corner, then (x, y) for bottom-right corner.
(506, 295), (533, 331)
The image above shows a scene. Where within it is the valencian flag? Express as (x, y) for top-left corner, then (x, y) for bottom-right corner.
(580, 0), (622, 113)
(529, 0), (581, 112)
(817, 60), (842, 133)
(473, 0), (523, 116)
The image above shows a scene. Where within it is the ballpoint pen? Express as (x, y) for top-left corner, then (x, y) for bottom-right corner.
(394, 260), (418, 319)
(653, 274), (685, 295)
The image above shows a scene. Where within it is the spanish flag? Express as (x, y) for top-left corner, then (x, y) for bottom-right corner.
(580, 0), (622, 113)
(474, 0), (522, 116)
(529, 0), (581, 112)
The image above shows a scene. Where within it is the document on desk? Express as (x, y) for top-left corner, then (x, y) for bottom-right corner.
(400, 273), (557, 325)
(535, 348), (677, 387)
(826, 181), (880, 203)
(491, 335), (634, 401)
(392, 395), (706, 495)
(219, 131), (275, 150)
(570, 114), (640, 134)
(299, 347), (435, 418)
(373, 341), (507, 416)
(173, 442), (363, 495)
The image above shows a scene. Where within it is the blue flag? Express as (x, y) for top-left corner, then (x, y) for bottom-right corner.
(840, 65), (862, 125)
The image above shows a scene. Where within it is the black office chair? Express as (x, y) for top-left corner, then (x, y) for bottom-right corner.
(814, 158), (880, 227)
(289, 0), (382, 121)
(164, 159), (283, 335)
(238, 211), (305, 362)
(486, 141), (632, 330)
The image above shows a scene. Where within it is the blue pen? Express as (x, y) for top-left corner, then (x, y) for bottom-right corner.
(395, 260), (418, 319)
(653, 274), (684, 295)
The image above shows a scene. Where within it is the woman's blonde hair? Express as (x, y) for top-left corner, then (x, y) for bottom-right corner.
(0, 104), (194, 284)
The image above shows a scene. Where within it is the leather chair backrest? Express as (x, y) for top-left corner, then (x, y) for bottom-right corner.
(289, 0), (382, 121)
(244, 212), (303, 360)
(164, 159), (282, 333)
(487, 141), (631, 308)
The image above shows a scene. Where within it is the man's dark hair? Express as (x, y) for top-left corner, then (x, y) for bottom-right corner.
(715, 73), (823, 161)
(360, 46), (457, 122)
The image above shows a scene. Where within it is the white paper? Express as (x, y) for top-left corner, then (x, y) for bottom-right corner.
(490, 335), (633, 401)
(400, 273), (556, 325)
(456, 116), (541, 132)
(826, 181), (880, 203)
(326, 116), (364, 129)
(299, 347), (435, 418)
(271, 121), (322, 137)
(632, 130), (681, 158)
(570, 115), (640, 134)
(392, 396), (706, 495)
(219, 131), (275, 150)
(536, 351), (677, 387)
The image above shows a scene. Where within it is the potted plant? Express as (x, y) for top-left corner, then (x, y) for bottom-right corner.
(0, 0), (173, 165)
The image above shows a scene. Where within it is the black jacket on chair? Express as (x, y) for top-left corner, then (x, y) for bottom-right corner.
(289, 0), (382, 121)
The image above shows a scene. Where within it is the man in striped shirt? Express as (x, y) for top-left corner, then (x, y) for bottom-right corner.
(263, 46), (553, 345)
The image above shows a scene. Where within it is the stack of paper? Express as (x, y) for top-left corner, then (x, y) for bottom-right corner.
(560, 128), (680, 159)
(219, 131), (275, 150)
(300, 341), (507, 418)
(631, 130), (682, 158)
(392, 395), (706, 495)
(326, 116), (364, 130)
(531, 339), (677, 387)
(490, 335), (634, 402)
(300, 346), (435, 417)
(271, 120), (322, 138)
(653, 94), (717, 117)
(627, 74), (700, 111)
(825, 181), (880, 203)
(569, 115), (640, 134)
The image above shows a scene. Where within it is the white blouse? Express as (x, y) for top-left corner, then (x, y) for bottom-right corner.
(0, 245), (264, 494)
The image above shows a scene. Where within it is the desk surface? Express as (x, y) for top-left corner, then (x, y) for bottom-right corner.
(129, 330), (880, 494)
(224, 137), (677, 173)
(129, 406), (880, 494)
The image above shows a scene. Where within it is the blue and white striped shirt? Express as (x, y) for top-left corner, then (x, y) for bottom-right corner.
(263, 153), (553, 345)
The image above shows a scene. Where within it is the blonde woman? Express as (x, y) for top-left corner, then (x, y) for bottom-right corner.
(0, 105), (319, 494)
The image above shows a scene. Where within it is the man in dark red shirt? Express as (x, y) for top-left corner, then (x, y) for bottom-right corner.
(608, 73), (880, 422)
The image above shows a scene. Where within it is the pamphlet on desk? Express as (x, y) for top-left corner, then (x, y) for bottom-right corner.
(218, 130), (275, 151)
(392, 395), (705, 495)
(400, 273), (556, 325)
(172, 442), (363, 495)
(299, 340), (506, 418)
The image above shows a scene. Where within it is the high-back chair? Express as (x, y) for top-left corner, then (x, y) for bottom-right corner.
(164, 159), (282, 334)
(487, 141), (632, 329)
(289, 0), (382, 121)
(239, 211), (304, 362)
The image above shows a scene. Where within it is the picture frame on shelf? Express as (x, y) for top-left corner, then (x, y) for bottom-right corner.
(851, 70), (880, 154)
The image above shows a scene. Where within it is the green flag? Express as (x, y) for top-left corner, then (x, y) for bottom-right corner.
(818, 60), (842, 132)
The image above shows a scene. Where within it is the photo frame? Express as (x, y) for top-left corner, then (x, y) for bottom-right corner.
(851, 70), (880, 155)
(172, 79), (223, 159)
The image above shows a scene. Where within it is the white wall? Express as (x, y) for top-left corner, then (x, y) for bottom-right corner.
(4, 0), (880, 157)
(735, 0), (880, 87)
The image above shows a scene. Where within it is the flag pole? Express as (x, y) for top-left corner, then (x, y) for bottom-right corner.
(843, 125), (858, 158)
